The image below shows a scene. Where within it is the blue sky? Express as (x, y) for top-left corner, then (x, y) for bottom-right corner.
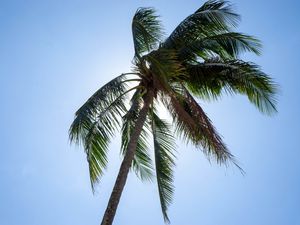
(1, 0), (300, 225)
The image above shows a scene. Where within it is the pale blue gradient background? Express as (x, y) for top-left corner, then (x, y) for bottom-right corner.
(1, 1), (299, 225)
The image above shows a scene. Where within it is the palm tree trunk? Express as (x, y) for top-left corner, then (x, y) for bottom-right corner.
(100, 91), (153, 225)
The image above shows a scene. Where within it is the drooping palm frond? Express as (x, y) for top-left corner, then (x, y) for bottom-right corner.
(132, 7), (163, 58)
(182, 88), (240, 165)
(69, 74), (139, 190)
(184, 60), (278, 114)
(151, 108), (176, 223)
(178, 32), (262, 62)
(121, 89), (154, 181)
(163, 0), (240, 49)
(159, 86), (238, 166)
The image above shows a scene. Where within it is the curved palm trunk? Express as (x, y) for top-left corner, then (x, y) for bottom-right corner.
(100, 91), (153, 225)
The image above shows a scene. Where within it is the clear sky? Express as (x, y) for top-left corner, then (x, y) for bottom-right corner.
(1, 1), (300, 225)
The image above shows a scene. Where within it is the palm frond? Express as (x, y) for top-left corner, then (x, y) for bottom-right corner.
(185, 60), (278, 114)
(121, 90), (154, 181)
(132, 7), (163, 58)
(163, 0), (240, 49)
(69, 75), (134, 190)
(151, 108), (176, 223)
(179, 32), (261, 62)
(194, 0), (240, 28)
(159, 86), (239, 166)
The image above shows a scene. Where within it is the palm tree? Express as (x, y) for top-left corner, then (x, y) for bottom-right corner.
(69, 1), (277, 224)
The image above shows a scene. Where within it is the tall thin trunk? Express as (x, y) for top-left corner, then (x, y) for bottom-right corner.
(100, 91), (153, 225)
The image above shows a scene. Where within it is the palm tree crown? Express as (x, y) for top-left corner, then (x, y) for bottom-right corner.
(70, 1), (277, 224)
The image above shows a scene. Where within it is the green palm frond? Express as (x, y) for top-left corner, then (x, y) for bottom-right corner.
(151, 108), (176, 223)
(163, 0), (240, 49)
(194, 0), (240, 28)
(132, 7), (163, 58)
(206, 32), (262, 57)
(185, 60), (278, 114)
(121, 90), (154, 181)
(179, 32), (261, 61)
(69, 75), (137, 190)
